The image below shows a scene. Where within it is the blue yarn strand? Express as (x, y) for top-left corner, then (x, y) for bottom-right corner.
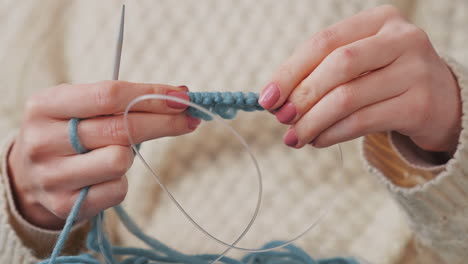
(68, 118), (89, 154)
(41, 184), (360, 264)
(45, 187), (89, 264)
(45, 92), (360, 263)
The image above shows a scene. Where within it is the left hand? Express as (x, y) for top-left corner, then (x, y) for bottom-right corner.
(259, 5), (461, 153)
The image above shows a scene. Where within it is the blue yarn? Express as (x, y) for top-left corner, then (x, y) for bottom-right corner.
(69, 118), (89, 154)
(41, 189), (360, 263)
(49, 92), (359, 263)
(69, 118), (141, 155)
(186, 92), (264, 121)
(46, 187), (90, 264)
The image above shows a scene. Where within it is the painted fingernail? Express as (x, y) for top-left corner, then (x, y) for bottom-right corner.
(259, 82), (280, 109)
(275, 102), (297, 124)
(284, 129), (298, 148)
(167, 91), (190, 109)
(187, 115), (201, 130)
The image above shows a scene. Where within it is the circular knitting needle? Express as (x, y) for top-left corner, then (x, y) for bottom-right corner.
(97, 4), (126, 264)
(112, 4), (125, 80)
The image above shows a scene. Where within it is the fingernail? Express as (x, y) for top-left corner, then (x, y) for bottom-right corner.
(178, 85), (189, 91)
(187, 115), (201, 130)
(259, 82), (280, 109)
(275, 102), (297, 124)
(284, 129), (298, 148)
(167, 91), (190, 109)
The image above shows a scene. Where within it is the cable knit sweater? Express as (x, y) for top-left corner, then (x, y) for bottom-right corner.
(1, 1), (468, 263)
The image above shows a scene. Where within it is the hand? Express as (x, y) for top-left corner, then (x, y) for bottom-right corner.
(8, 81), (200, 229)
(259, 5), (461, 153)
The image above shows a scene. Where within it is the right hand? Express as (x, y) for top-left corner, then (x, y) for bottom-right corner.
(7, 81), (200, 229)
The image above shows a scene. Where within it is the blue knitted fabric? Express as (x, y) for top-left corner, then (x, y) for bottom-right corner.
(186, 92), (264, 120)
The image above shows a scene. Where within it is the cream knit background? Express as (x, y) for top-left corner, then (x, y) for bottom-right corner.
(1, 0), (468, 263)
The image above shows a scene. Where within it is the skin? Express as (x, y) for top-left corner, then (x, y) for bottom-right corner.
(8, 81), (199, 229)
(259, 5), (462, 153)
(7, 5), (463, 230)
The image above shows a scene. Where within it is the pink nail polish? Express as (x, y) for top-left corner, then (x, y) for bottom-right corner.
(167, 91), (190, 109)
(187, 116), (201, 130)
(284, 129), (298, 147)
(275, 102), (297, 124)
(259, 82), (280, 110)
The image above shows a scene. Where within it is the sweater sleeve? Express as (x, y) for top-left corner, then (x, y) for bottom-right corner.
(361, 57), (468, 264)
(0, 134), (90, 263)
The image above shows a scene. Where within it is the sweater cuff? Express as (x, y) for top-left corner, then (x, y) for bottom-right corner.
(362, 58), (468, 263)
(0, 133), (89, 259)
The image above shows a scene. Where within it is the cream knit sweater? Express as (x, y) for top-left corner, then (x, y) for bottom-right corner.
(1, 0), (468, 263)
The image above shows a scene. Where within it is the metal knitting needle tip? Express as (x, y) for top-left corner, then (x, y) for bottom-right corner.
(112, 4), (125, 80)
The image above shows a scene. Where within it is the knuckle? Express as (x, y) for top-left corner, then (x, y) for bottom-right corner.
(24, 83), (71, 119)
(103, 117), (128, 144)
(335, 47), (357, 75)
(48, 194), (71, 219)
(37, 170), (61, 192)
(24, 95), (44, 119)
(335, 85), (356, 112)
(402, 25), (430, 48)
(379, 4), (402, 19)
(107, 146), (133, 175)
(23, 132), (46, 162)
(312, 28), (338, 51)
(94, 81), (121, 113)
(348, 112), (368, 134)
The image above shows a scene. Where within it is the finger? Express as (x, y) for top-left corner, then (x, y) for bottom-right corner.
(39, 113), (200, 155)
(46, 176), (128, 221)
(37, 145), (134, 191)
(76, 176), (128, 220)
(78, 113), (200, 152)
(275, 33), (404, 124)
(259, 5), (403, 110)
(30, 81), (191, 119)
(283, 59), (411, 148)
(310, 96), (409, 148)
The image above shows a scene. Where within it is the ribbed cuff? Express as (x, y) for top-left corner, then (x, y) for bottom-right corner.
(0, 133), (89, 259)
(362, 57), (468, 263)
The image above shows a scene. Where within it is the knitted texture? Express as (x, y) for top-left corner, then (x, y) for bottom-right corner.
(186, 92), (264, 120)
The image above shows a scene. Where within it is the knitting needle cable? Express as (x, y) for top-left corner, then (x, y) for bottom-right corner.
(124, 94), (341, 262)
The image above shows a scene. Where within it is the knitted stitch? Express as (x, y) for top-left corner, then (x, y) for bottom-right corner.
(186, 92), (264, 120)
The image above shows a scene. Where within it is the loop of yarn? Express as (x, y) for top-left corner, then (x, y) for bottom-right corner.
(186, 92), (264, 120)
(43, 92), (360, 263)
(41, 190), (360, 264)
